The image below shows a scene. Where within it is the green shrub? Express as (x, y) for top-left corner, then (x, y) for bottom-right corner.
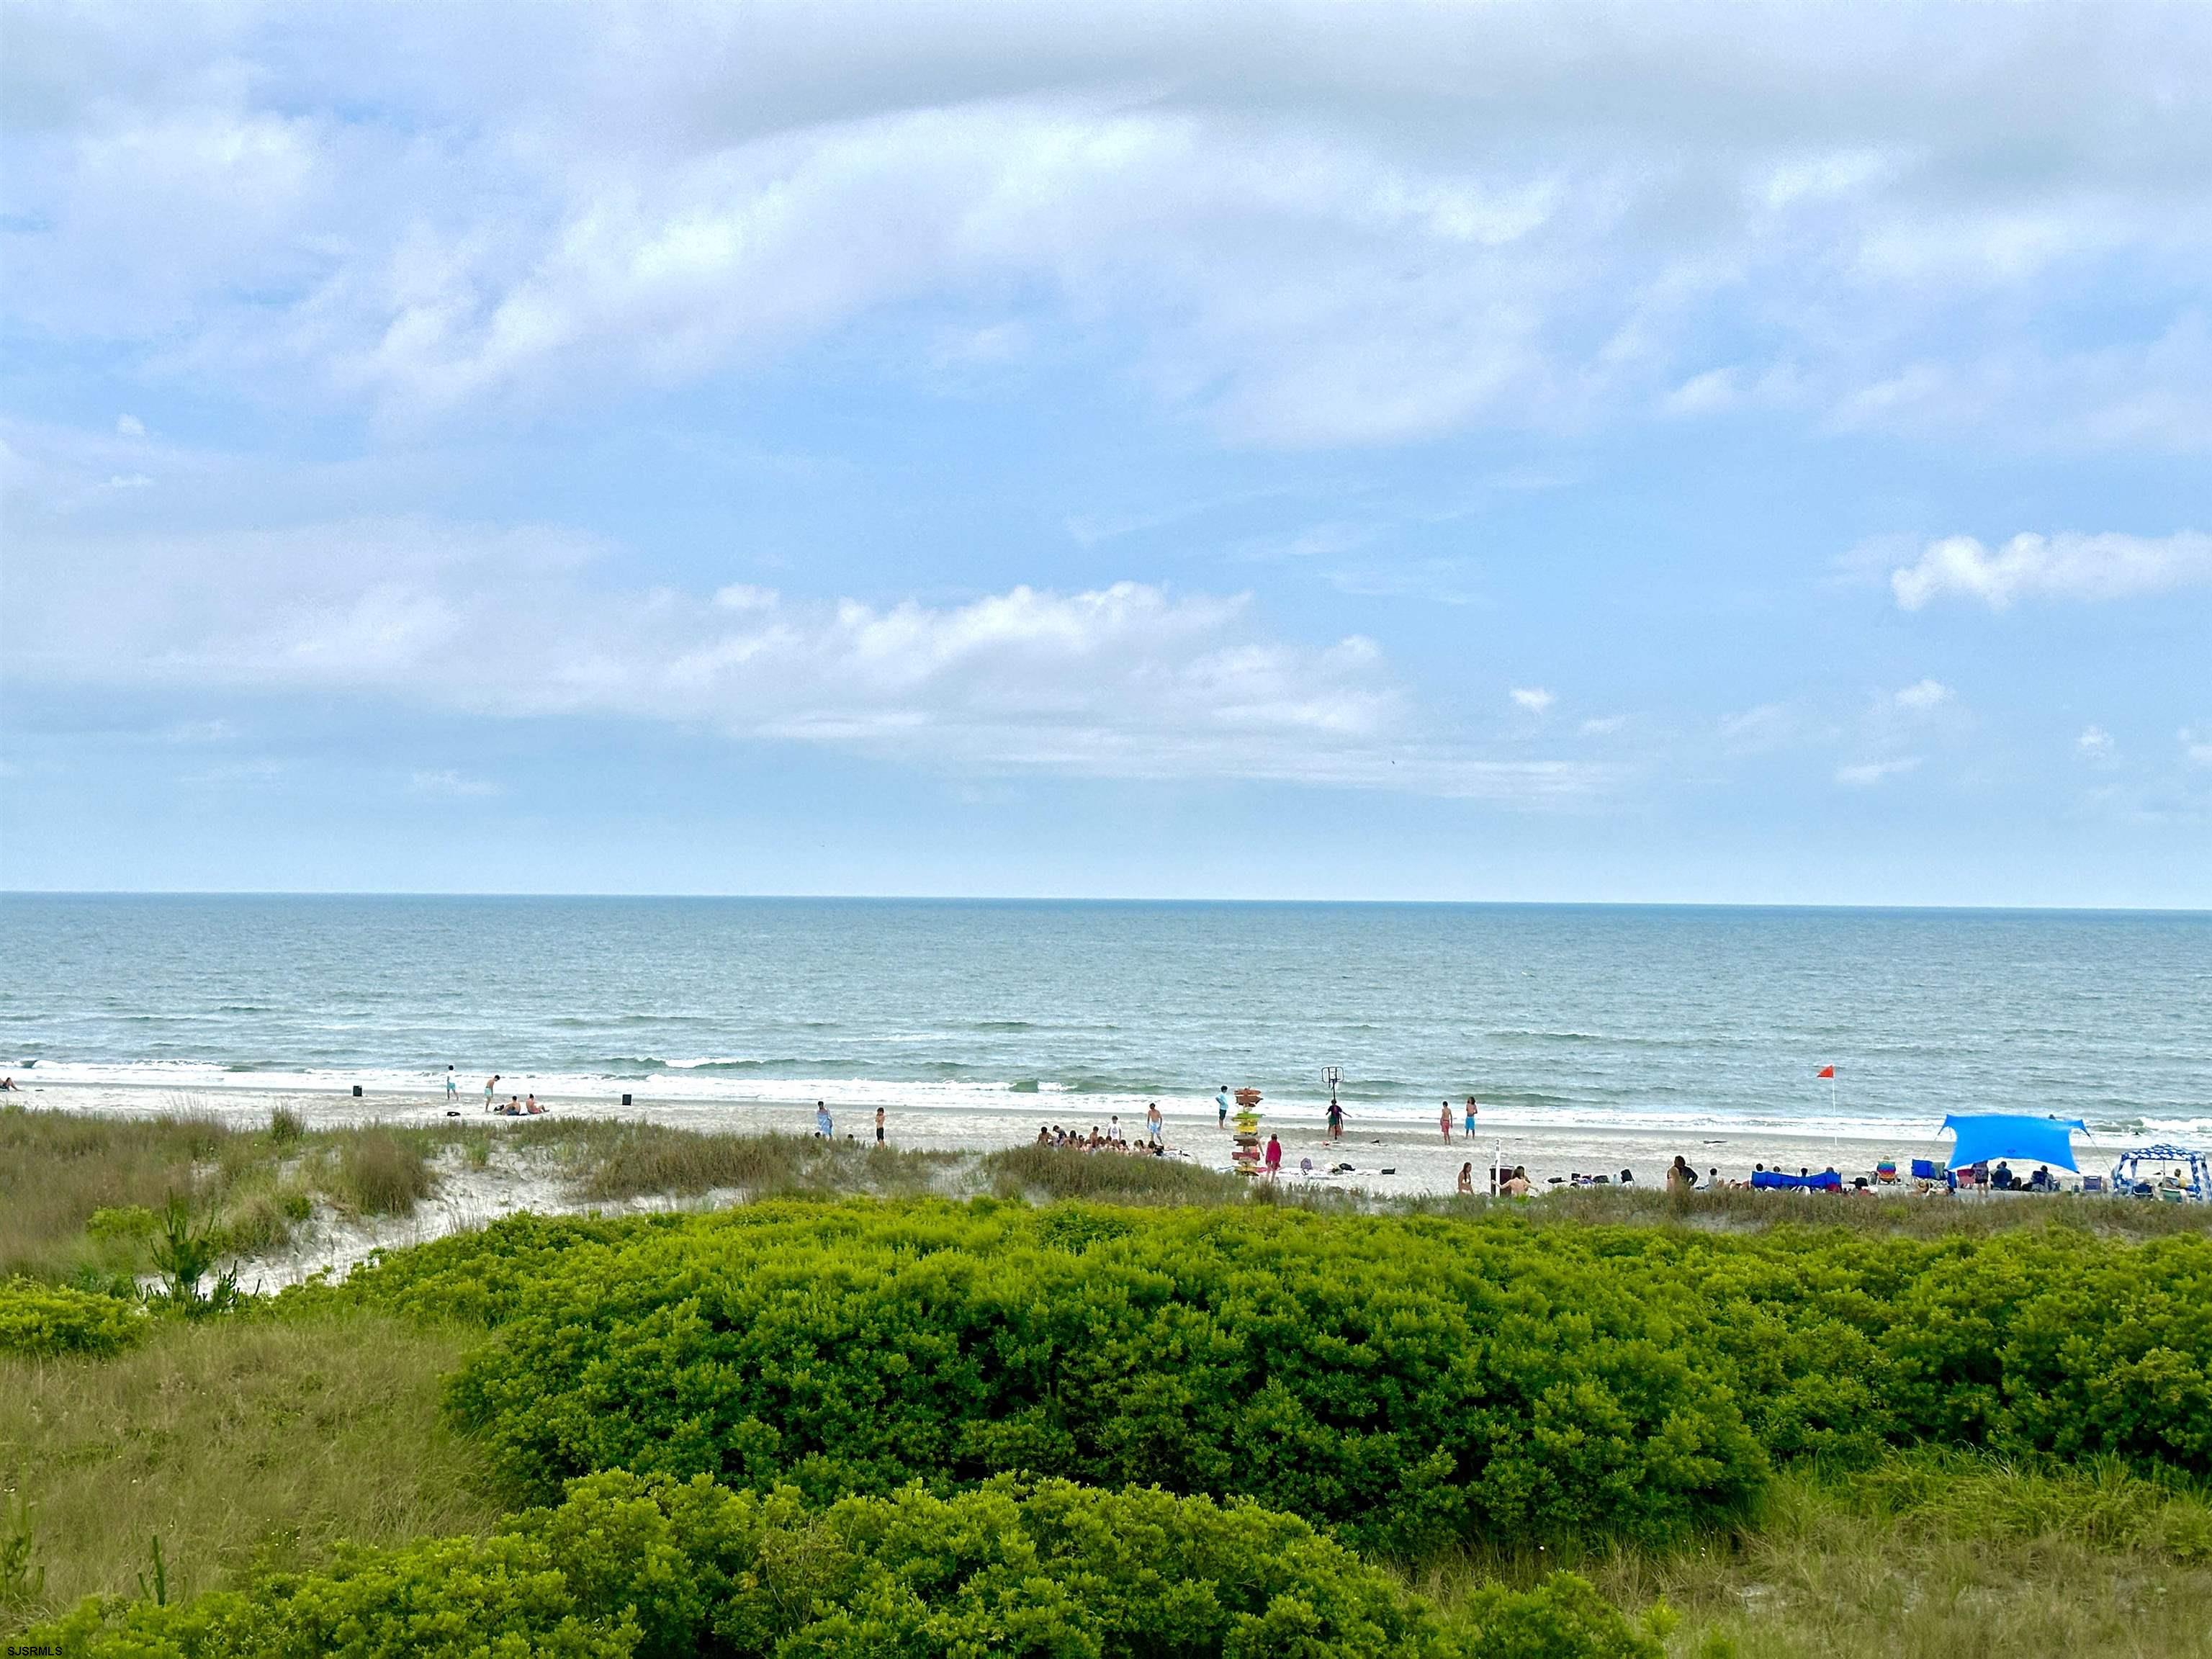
(326, 1202), (2212, 1559)
(31, 1475), (1665, 1659)
(0, 1280), (143, 1359)
(344, 1202), (1771, 1555)
(83, 1207), (158, 1245)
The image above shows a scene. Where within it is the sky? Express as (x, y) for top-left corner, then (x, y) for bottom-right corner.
(2, 1), (2208, 905)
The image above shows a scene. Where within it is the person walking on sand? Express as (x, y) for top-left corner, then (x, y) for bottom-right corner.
(1326, 1097), (1343, 1140)
(1216, 1085), (1231, 1128)
(1463, 1096), (1480, 1138)
(874, 1106), (886, 1146)
(815, 1101), (833, 1139)
(484, 1074), (500, 1111)
(1264, 1133), (1282, 1177)
(446, 1066), (458, 1104)
(1440, 1100), (1453, 1141)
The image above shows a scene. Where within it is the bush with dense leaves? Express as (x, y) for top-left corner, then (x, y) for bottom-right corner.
(336, 1204), (1771, 1556)
(323, 1201), (2212, 1558)
(0, 1279), (143, 1358)
(32, 1476), (1665, 1659)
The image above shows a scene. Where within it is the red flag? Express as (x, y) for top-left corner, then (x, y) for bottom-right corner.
(1817, 1065), (1835, 1079)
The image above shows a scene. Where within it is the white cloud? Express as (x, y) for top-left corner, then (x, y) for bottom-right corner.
(6, 516), (1601, 802)
(408, 769), (501, 798)
(1890, 531), (2212, 610)
(1578, 715), (1627, 736)
(2077, 725), (2116, 760)
(1719, 703), (1810, 753)
(2182, 729), (2212, 768)
(1509, 687), (1555, 714)
(116, 414), (145, 438)
(1835, 757), (1922, 787)
(9, 7), (2212, 449)
(1892, 678), (1952, 712)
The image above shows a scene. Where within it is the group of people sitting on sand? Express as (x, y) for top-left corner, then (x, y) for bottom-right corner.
(1035, 1113), (1171, 1156)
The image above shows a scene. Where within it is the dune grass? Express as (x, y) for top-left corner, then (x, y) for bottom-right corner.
(1412, 1452), (2212, 1659)
(332, 1128), (436, 1216)
(0, 1312), (496, 1633)
(982, 1141), (1254, 1205)
(511, 1119), (959, 1202)
(0, 1105), (464, 1287)
(1401, 1181), (2212, 1240)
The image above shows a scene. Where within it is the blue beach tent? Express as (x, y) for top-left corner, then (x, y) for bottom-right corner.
(1751, 1169), (1842, 1191)
(1941, 1113), (2086, 1173)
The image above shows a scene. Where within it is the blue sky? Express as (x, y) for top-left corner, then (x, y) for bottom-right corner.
(3, 3), (2208, 904)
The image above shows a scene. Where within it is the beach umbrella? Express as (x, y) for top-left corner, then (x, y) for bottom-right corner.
(1939, 1112), (2086, 1173)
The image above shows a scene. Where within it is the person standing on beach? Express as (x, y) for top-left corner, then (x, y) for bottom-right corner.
(1326, 1097), (1343, 1140)
(1146, 1101), (1164, 1145)
(1264, 1133), (1282, 1177)
(1216, 1086), (1230, 1128)
(1439, 1100), (1452, 1141)
(446, 1066), (457, 1104)
(1463, 1096), (1480, 1138)
(484, 1074), (500, 1111)
(874, 1106), (886, 1146)
(815, 1101), (833, 1138)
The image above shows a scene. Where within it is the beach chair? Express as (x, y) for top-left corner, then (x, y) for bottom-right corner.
(2080, 1175), (2107, 1195)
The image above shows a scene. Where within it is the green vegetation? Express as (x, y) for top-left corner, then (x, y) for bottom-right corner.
(0, 1313), (496, 1628)
(332, 1128), (436, 1217)
(0, 1281), (143, 1359)
(8, 1107), (2211, 1657)
(322, 1201), (2211, 1559)
(513, 1117), (959, 1204)
(983, 1141), (1252, 1204)
(35, 1475), (1665, 1659)
(0, 1105), (439, 1285)
(1569, 1453), (2212, 1658)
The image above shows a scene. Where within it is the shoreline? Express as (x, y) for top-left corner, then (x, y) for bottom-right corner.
(9, 1076), (2155, 1199)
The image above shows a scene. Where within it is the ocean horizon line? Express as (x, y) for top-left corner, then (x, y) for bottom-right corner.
(6, 890), (2209, 917)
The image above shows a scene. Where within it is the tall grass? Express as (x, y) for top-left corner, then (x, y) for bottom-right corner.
(0, 1107), (231, 1282)
(1403, 1182), (2212, 1240)
(982, 1143), (1251, 1205)
(1415, 1452), (2212, 1659)
(0, 1107), (446, 1285)
(527, 1121), (956, 1202)
(0, 1313), (497, 1632)
(333, 1129), (436, 1215)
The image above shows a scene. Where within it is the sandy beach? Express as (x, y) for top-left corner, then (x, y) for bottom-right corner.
(9, 1074), (2139, 1202)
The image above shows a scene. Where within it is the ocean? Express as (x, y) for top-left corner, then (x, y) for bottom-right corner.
(1, 894), (2206, 1141)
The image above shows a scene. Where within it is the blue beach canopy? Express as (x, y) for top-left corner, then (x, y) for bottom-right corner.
(1941, 1113), (2086, 1172)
